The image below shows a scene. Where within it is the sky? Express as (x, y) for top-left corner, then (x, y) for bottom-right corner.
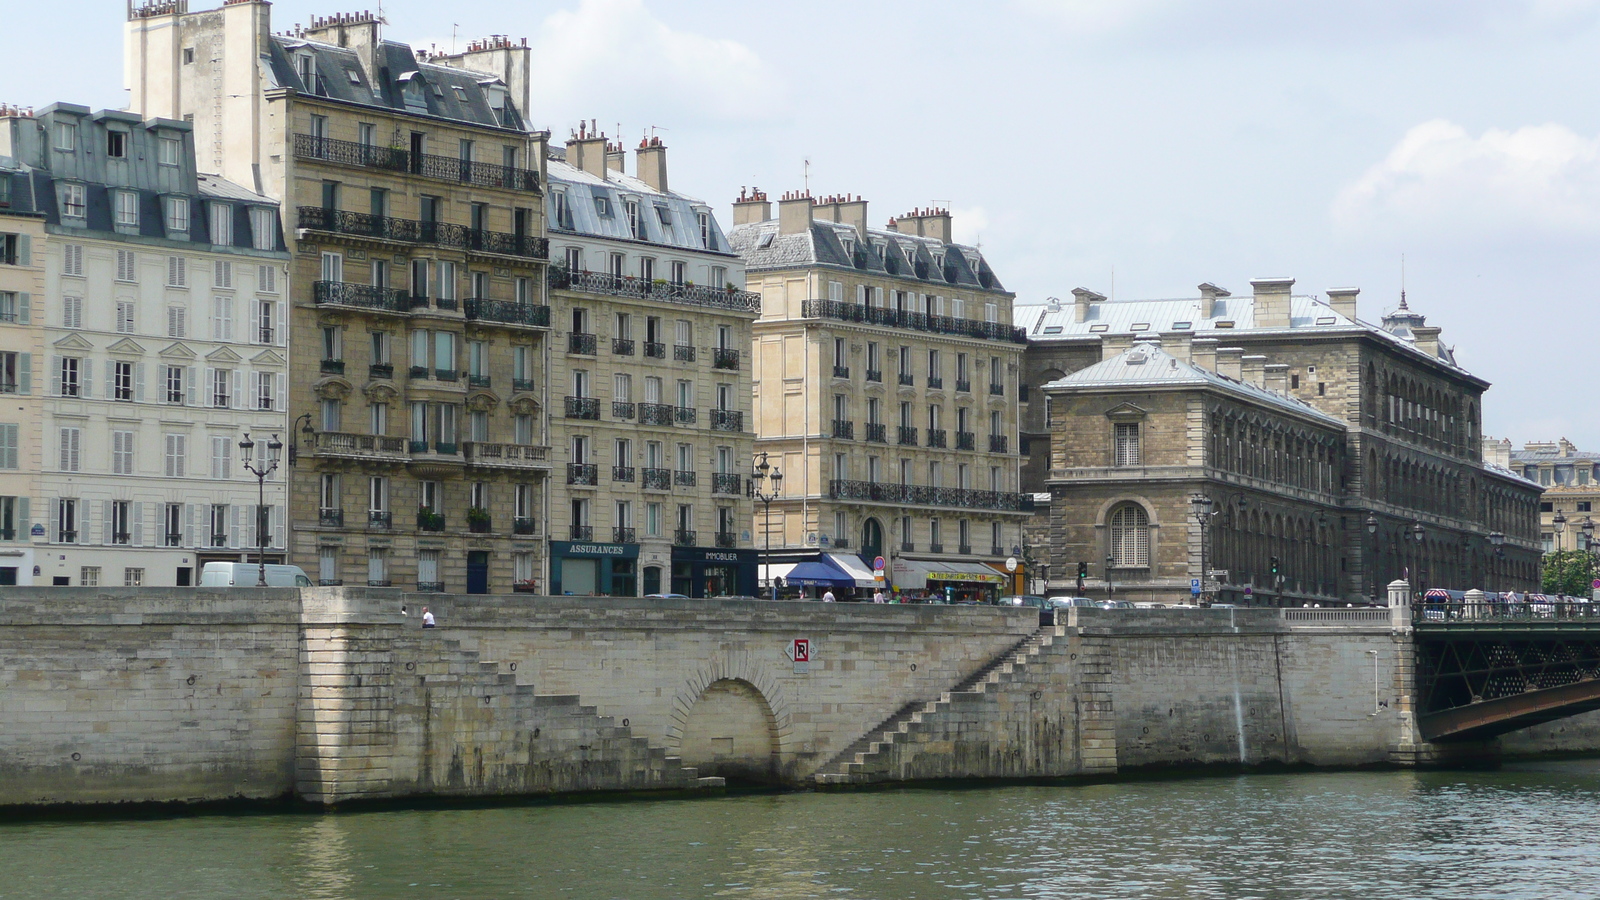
(5, 0), (1600, 448)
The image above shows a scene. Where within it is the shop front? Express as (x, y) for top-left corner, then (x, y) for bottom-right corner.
(891, 558), (1008, 603)
(549, 540), (639, 597)
(671, 546), (759, 598)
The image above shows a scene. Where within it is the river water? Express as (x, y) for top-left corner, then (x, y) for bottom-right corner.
(5, 763), (1600, 900)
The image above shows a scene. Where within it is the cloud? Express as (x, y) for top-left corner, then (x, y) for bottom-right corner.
(1332, 119), (1600, 244)
(527, 0), (780, 130)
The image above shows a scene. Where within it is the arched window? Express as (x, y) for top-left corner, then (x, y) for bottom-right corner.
(1109, 504), (1150, 567)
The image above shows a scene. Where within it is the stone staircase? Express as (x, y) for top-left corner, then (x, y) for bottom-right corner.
(812, 626), (1057, 784)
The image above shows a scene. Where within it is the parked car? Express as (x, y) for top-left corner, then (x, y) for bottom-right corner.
(644, 593), (689, 599)
(1046, 596), (1097, 624)
(1004, 595), (1050, 624)
(1094, 599), (1135, 609)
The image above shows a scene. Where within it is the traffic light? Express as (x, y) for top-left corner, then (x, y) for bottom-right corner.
(1078, 561), (1089, 578)
(1269, 556), (1280, 576)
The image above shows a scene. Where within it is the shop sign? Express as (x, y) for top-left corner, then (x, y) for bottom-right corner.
(927, 571), (1005, 584)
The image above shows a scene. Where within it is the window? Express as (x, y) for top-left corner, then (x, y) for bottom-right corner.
(640, 256), (655, 282)
(210, 436), (232, 479)
(1109, 504), (1150, 567)
(209, 504), (228, 546)
(60, 184), (85, 220)
(698, 210), (712, 248)
(81, 565), (98, 585)
(210, 203), (232, 245)
(115, 298), (135, 332)
(711, 266), (726, 289)
(250, 207), (275, 250)
(164, 434), (186, 477)
(210, 296), (233, 341)
(646, 501), (662, 537)
(256, 371), (275, 410)
(107, 130), (127, 158)
(167, 256), (187, 287)
(166, 197), (189, 232)
(165, 365), (185, 403)
(214, 259), (232, 289)
(62, 244), (83, 276)
(116, 249), (137, 282)
(369, 476), (389, 514)
(670, 260), (686, 285)
(124, 568), (144, 587)
(0, 424), (16, 469)
(159, 136), (181, 166)
(321, 398), (342, 432)
(57, 498), (79, 542)
(112, 430), (134, 475)
(626, 198), (641, 237)
(370, 402), (388, 435)
(167, 305), (187, 338)
(115, 190), (139, 227)
(258, 264), (278, 293)
(54, 122), (75, 151)
(515, 413), (534, 445)
(211, 368), (231, 408)
(1114, 422), (1141, 466)
(256, 299), (275, 343)
(113, 361), (135, 401)
(594, 194), (612, 218)
(58, 295), (81, 330)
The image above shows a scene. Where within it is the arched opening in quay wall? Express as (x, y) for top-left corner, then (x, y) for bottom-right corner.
(675, 678), (781, 784)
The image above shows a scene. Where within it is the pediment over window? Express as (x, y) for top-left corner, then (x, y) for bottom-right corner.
(205, 346), (243, 364)
(52, 333), (94, 351)
(1105, 402), (1147, 423)
(250, 349), (287, 367)
(159, 341), (198, 360)
(106, 337), (146, 355)
(466, 390), (500, 412)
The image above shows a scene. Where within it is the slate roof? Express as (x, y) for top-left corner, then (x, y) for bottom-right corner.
(0, 156), (40, 216)
(728, 219), (1008, 294)
(1510, 448), (1600, 462)
(1483, 460), (1544, 489)
(1043, 343), (1346, 429)
(545, 159), (734, 256)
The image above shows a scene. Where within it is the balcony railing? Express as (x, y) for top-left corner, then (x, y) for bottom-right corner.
(613, 401), (636, 420)
(644, 341), (666, 359)
(832, 419), (854, 440)
(990, 383), (1004, 396)
(564, 396), (600, 420)
(462, 442), (549, 469)
(991, 544), (1006, 557)
(715, 531), (738, 549)
(901, 541), (915, 552)
(567, 463), (598, 485)
(612, 337), (635, 356)
(547, 266), (761, 314)
(319, 508), (344, 528)
(568, 332), (597, 355)
(612, 465), (636, 483)
(416, 582), (445, 593)
(368, 510), (393, 530)
(928, 376), (944, 390)
(311, 431), (409, 462)
(513, 516), (537, 535)
(417, 511), (447, 532)
(713, 347), (740, 370)
(865, 423), (887, 443)
(828, 480), (1032, 511)
(898, 372), (914, 386)
(897, 426), (919, 446)
(410, 366), (430, 380)
(710, 409), (742, 432)
(163, 532), (181, 548)
(929, 542), (944, 553)
(435, 369), (459, 382)
(640, 403), (674, 426)
(463, 298), (551, 328)
(674, 528), (697, 547)
(674, 406), (697, 425)
(469, 517), (492, 534)
(989, 435), (1009, 453)
(956, 379), (971, 393)
(468, 374), (491, 389)
(434, 296), (459, 312)
(293, 133), (542, 192)
(674, 344), (696, 362)
(959, 544), (972, 555)
(712, 473), (742, 494)
(832, 364), (850, 379)
(613, 526), (636, 544)
(258, 326), (275, 344)
(674, 470), (696, 487)
(434, 441), (459, 456)
(866, 369), (882, 383)
(927, 429), (947, 448)
(369, 363), (394, 380)
(569, 524), (594, 541)
(799, 298), (1027, 344)
(512, 378), (537, 393)
(956, 431), (976, 451)
(297, 207), (549, 260)
(643, 467), (671, 490)
(320, 359), (345, 375)
(831, 537), (850, 549)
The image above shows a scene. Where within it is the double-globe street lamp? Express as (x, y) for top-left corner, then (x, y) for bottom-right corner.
(1189, 492), (1248, 606)
(239, 433), (282, 588)
(1366, 515), (1424, 601)
(749, 452), (783, 601)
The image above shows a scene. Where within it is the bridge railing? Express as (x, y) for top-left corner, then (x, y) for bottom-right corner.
(1412, 599), (1600, 624)
(1283, 608), (1393, 625)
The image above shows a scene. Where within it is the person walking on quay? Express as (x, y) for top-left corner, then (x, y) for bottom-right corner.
(873, 589), (885, 604)
(822, 589), (836, 603)
(421, 607), (436, 628)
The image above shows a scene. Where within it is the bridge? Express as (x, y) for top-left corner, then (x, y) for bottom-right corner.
(1411, 594), (1600, 743)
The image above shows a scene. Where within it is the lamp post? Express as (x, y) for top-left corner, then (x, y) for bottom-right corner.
(1105, 554), (1114, 601)
(1553, 508), (1567, 555)
(1367, 515), (1424, 601)
(1366, 515), (1380, 602)
(1189, 492), (1248, 605)
(749, 451), (783, 601)
(239, 432), (283, 587)
(1488, 530), (1506, 593)
(289, 412), (315, 466)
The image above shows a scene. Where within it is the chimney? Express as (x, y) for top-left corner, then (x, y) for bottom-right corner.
(732, 187), (771, 226)
(1217, 347), (1244, 381)
(894, 207), (952, 243)
(1159, 330), (1193, 363)
(778, 190), (814, 235)
(565, 123), (610, 180)
(1252, 277), (1294, 328)
(605, 141), (626, 174)
(1100, 334), (1135, 361)
(635, 135), (668, 192)
(1264, 363), (1290, 395)
(1327, 287), (1359, 321)
(1241, 354), (1268, 387)
(1482, 436), (1513, 468)
(1191, 337), (1219, 373)
(1071, 287), (1105, 324)
(428, 34), (534, 123)
(1412, 325), (1442, 359)
(1198, 282), (1230, 319)
(1561, 438), (1577, 458)
(837, 196), (868, 240)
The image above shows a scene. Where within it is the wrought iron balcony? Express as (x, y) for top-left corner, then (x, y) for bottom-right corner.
(640, 402), (674, 426)
(468, 516), (492, 534)
(612, 465), (636, 482)
(929, 542), (944, 553)
(901, 540), (915, 552)
(462, 442), (549, 470)
(369, 363), (394, 380)
(991, 544), (1005, 557)
(712, 473), (742, 494)
(310, 431), (409, 462)
(897, 426), (919, 446)
(547, 266), (762, 314)
(928, 376), (944, 390)
(673, 528), (697, 547)
(318, 579), (344, 587)
(409, 366), (429, 380)
(296, 207), (549, 259)
(416, 582), (445, 593)
(569, 524), (593, 541)
(408, 295), (431, 311)
(564, 396), (599, 420)
(58, 530), (77, 544)
(832, 364), (850, 379)
(715, 531), (738, 548)
(828, 479), (1032, 511)
(674, 406), (697, 425)
(164, 532), (181, 548)
(959, 544), (972, 555)
(513, 516), (537, 535)
(713, 347), (740, 370)
(612, 401), (636, 420)
(567, 463), (598, 485)
(293, 133), (542, 192)
(613, 526), (637, 543)
(898, 372), (914, 386)
(798, 298), (1027, 344)
(257, 326), (275, 344)
(612, 337), (635, 356)
(956, 431), (976, 451)
(568, 332), (597, 355)
(434, 369), (459, 382)
(434, 442), (459, 456)
(865, 423), (887, 443)
(989, 382), (1004, 396)
(434, 296), (459, 312)
(674, 344), (696, 362)
(832, 419), (854, 440)
(956, 379), (971, 393)
(866, 369), (882, 383)
(368, 510), (393, 530)
(463, 298), (551, 328)
(674, 470), (696, 487)
(314, 280), (412, 314)
(416, 511), (446, 532)
(321, 359), (345, 375)
(512, 378), (537, 393)
(642, 467), (671, 490)
(710, 409), (742, 432)
(319, 508), (344, 528)
(989, 434), (1009, 453)
(468, 374), (491, 388)
(644, 341), (666, 359)
(409, 440), (429, 454)
(832, 537), (850, 549)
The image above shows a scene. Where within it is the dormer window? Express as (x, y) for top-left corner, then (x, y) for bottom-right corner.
(106, 131), (127, 159)
(158, 136), (181, 167)
(54, 122), (75, 151)
(593, 194), (613, 218)
(165, 197), (189, 233)
(114, 190), (139, 227)
(402, 77), (427, 112)
(345, 68), (362, 85)
(452, 85), (469, 99)
(295, 54), (317, 93)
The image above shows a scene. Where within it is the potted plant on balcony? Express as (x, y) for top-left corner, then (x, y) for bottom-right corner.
(513, 579), (538, 594)
(467, 506), (491, 534)
(417, 505), (445, 532)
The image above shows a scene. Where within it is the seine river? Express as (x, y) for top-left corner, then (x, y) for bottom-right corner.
(5, 763), (1600, 900)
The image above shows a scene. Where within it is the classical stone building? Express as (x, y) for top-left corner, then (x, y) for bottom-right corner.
(729, 193), (1027, 599)
(543, 129), (758, 597)
(126, 4), (554, 593)
(0, 103), (289, 587)
(1021, 280), (1541, 602)
(0, 145), (48, 583)
(1490, 437), (1600, 556)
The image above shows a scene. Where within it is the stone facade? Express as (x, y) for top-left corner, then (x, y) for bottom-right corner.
(0, 155), (45, 583)
(1493, 437), (1600, 557)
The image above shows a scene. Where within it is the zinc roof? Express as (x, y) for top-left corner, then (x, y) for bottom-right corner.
(545, 159), (733, 256)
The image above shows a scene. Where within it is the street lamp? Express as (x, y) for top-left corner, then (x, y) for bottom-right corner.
(1553, 509), (1567, 554)
(289, 412), (315, 466)
(749, 451), (783, 601)
(1366, 515), (1380, 602)
(1189, 492), (1248, 605)
(1105, 554), (1114, 601)
(239, 432), (283, 587)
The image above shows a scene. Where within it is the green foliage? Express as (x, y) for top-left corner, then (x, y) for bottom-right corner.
(1541, 550), (1598, 597)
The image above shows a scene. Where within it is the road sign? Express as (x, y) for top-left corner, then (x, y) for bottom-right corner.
(873, 556), (886, 572)
(1190, 578), (1201, 596)
(1591, 578), (1600, 589)
(1208, 569), (1228, 581)
(791, 639), (810, 662)
(1244, 586), (1253, 595)
(1005, 556), (1018, 573)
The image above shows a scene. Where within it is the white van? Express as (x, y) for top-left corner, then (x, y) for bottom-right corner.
(199, 561), (313, 588)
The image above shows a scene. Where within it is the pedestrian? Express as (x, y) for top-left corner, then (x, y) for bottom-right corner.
(873, 588), (885, 604)
(421, 606), (436, 628)
(822, 589), (836, 603)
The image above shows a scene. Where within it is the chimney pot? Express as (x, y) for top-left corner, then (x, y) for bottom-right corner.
(1071, 287), (1106, 324)
(1327, 287), (1360, 321)
(1251, 277), (1295, 329)
(1241, 354), (1269, 387)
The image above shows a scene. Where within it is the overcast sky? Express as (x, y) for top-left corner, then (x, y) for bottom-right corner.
(7, 0), (1600, 448)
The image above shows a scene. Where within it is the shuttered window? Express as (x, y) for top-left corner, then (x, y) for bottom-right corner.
(167, 256), (187, 287)
(116, 249), (137, 282)
(0, 424), (17, 469)
(59, 427), (80, 471)
(62, 244), (83, 277)
(112, 430), (135, 475)
(214, 260), (232, 289)
(165, 434), (186, 477)
(1109, 505), (1150, 567)
(1114, 423), (1141, 467)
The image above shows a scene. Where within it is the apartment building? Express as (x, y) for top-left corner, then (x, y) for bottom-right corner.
(544, 131), (758, 597)
(0, 103), (289, 587)
(0, 146), (47, 583)
(126, 4), (554, 593)
(1489, 437), (1600, 559)
(729, 193), (1027, 600)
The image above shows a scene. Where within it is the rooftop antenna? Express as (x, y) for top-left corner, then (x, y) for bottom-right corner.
(804, 158), (810, 195)
(451, 23), (458, 55)
(1399, 253), (1408, 310)
(1110, 265), (1115, 302)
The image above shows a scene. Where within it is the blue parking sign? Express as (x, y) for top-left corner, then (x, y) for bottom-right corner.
(1190, 578), (1201, 595)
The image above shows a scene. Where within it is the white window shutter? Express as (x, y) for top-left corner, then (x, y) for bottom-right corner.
(135, 363), (145, 402)
(16, 497), (28, 539)
(80, 359), (91, 398)
(250, 299), (261, 342)
(17, 353), (29, 395)
(18, 293), (28, 325)
(184, 503), (196, 546)
(276, 373), (286, 411)
(49, 356), (60, 396)
(17, 234), (29, 267)
(230, 505), (241, 548)
(186, 366), (197, 405)
(233, 370), (244, 409)
(48, 501), (57, 544)
(203, 367), (214, 404)
(271, 505), (284, 549)
(102, 500), (112, 544)
(104, 362), (114, 399)
(133, 501), (145, 546)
